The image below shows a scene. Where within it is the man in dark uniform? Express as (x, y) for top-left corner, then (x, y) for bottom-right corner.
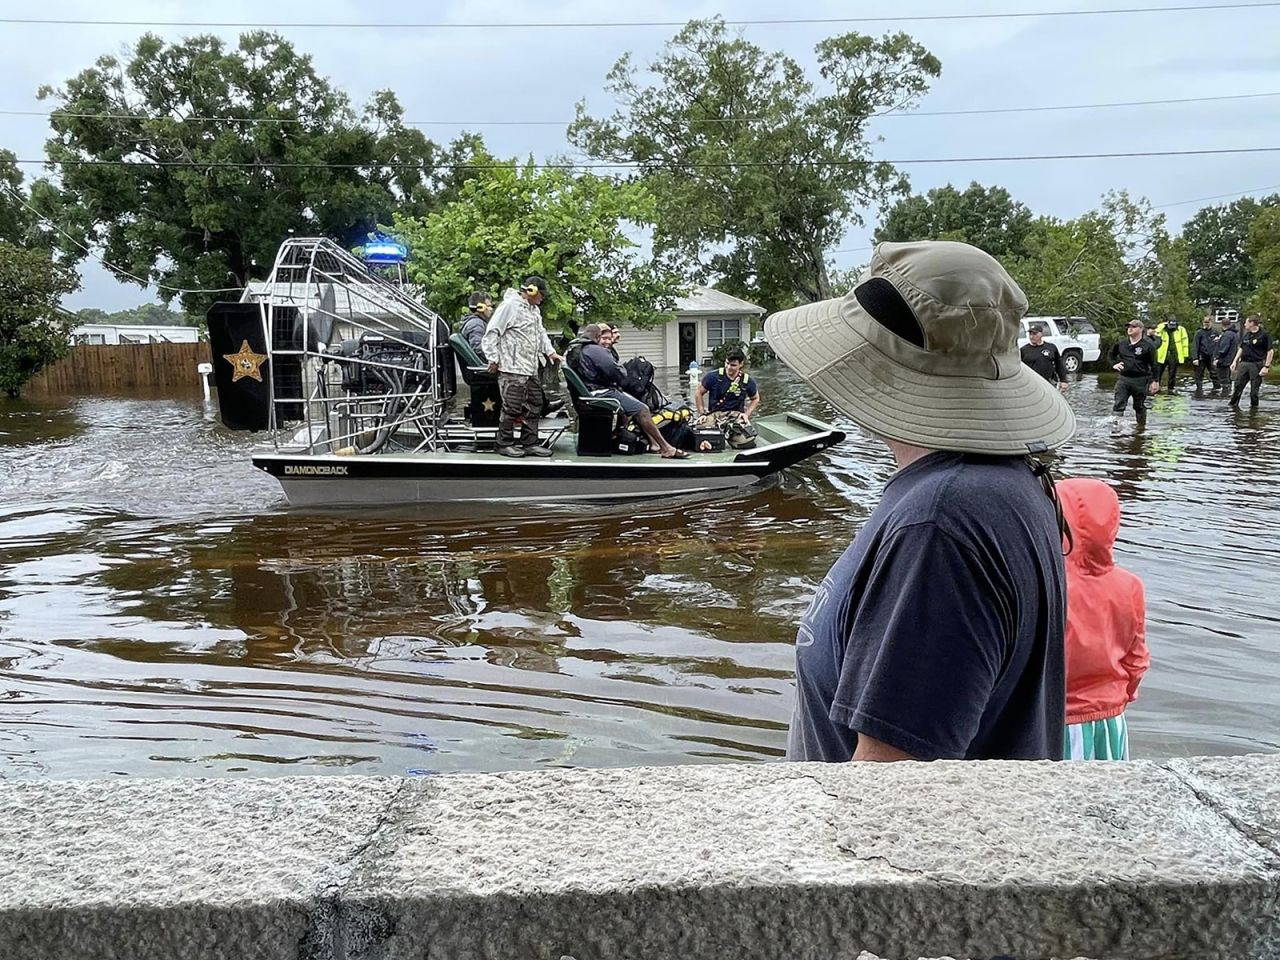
(1020, 324), (1069, 394)
(1191, 315), (1219, 392)
(1229, 315), (1274, 409)
(1216, 318), (1240, 396)
(1110, 319), (1159, 427)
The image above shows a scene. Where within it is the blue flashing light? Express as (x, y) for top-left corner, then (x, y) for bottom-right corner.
(363, 233), (408, 264)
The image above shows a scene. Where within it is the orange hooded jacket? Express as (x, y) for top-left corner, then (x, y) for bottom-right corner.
(1058, 478), (1150, 724)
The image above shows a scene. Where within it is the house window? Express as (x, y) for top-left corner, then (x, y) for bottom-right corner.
(706, 317), (742, 348)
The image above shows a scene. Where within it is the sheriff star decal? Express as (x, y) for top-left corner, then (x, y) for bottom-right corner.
(223, 340), (269, 383)
(481, 397), (496, 412)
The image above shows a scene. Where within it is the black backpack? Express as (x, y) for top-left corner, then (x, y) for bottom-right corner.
(621, 355), (668, 412)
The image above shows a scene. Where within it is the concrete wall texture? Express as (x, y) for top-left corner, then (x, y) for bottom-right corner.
(0, 755), (1277, 960)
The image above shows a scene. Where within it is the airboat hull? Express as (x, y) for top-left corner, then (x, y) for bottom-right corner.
(253, 412), (844, 506)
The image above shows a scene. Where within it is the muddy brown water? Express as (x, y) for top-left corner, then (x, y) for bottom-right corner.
(1, 368), (1277, 778)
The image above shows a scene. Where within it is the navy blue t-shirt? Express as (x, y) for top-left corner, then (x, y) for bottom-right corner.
(700, 369), (758, 412)
(787, 452), (1066, 762)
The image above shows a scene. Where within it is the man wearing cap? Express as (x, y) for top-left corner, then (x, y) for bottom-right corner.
(1229, 315), (1274, 409)
(767, 240), (1073, 763)
(480, 276), (563, 457)
(1019, 324), (1069, 394)
(1110, 320), (1160, 428)
(459, 291), (493, 362)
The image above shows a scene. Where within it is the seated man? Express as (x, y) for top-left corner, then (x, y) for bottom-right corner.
(459, 291), (493, 362)
(696, 348), (760, 425)
(574, 324), (687, 459)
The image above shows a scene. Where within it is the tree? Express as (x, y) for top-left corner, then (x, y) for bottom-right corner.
(1145, 235), (1199, 326)
(1004, 214), (1136, 342)
(875, 182), (1034, 260)
(569, 18), (940, 309)
(1183, 194), (1280, 308)
(390, 160), (687, 333)
(0, 150), (35, 246)
(1245, 206), (1280, 332)
(40, 32), (474, 315)
(0, 241), (80, 397)
(77, 303), (200, 326)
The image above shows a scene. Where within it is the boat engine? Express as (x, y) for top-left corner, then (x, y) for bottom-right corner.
(334, 331), (432, 397)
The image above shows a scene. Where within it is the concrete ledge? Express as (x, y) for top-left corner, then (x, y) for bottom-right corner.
(1, 757), (1277, 960)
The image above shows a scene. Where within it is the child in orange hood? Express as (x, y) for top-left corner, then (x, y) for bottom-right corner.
(1058, 478), (1150, 760)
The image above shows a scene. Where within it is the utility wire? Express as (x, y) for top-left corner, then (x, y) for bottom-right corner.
(11, 146), (1280, 172)
(830, 183), (1280, 257)
(0, 184), (244, 296)
(2, 3), (1278, 28)
(1152, 182), (1280, 207)
(5, 91), (1276, 127)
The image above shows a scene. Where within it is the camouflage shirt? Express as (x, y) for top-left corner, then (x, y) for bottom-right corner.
(480, 291), (554, 376)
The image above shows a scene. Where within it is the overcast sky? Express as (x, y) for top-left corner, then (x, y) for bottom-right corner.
(2, 0), (1279, 311)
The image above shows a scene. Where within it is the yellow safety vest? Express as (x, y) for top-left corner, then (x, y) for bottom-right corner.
(1156, 325), (1190, 364)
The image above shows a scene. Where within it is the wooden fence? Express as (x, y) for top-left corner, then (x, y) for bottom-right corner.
(24, 342), (213, 395)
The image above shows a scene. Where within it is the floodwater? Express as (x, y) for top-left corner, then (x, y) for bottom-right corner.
(1, 368), (1277, 779)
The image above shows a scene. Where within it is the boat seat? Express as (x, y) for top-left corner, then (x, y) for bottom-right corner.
(448, 333), (496, 388)
(562, 364), (623, 415)
(561, 363), (621, 457)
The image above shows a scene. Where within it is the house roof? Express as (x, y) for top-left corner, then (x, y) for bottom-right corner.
(673, 285), (765, 317)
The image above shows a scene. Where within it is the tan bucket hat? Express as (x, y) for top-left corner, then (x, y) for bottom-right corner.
(766, 240), (1075, 455)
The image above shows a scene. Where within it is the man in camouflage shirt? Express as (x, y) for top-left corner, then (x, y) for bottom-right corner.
(481, 276), (563, 457)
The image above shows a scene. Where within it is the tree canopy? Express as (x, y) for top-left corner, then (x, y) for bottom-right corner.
(1182, 194), (1280, 309)
(1245, 206), (1280, 331)
(390, 160), (688, 333)
(76, 304), (200, 327)
(1003, 213), (1135, 338)
(39, 31), (478, 314)
(875, 182), (1034, 260)
(568, 18), (940, 310)
(0, 241), (81, 397)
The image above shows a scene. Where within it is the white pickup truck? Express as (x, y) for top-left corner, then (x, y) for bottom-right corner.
(1017, 316), (1102, 374)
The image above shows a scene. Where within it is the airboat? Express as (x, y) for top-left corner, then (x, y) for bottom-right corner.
(206, 237), (844, 506)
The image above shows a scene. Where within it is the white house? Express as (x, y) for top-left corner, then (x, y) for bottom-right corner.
(72, 324), (202, 345)
(612, 286), (766, 370)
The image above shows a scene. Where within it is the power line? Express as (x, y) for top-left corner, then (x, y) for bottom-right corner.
(893, 90), (1280, 118)
(0, 184), (244, 296)
(5, 91), (1276, 128)
(1152, 183), (1280, 207)
(2, 3), (1277, 28)
(11, 146), (1280, 172)
(829, 182), (1280, 260)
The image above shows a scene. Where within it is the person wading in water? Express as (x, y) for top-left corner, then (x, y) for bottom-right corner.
(1110, 320), (1160, 428)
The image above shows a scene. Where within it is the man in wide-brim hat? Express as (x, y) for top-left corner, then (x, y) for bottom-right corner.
(768, 240), (1075, 764)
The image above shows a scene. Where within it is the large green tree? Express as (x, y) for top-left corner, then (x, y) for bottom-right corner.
(1244, 206), (1280, 332)
(40, 32), (476, 314)
(875, 182), (1034, 260)
(1145, 235), (1199, 325)
(0, 150), (35, 246)
(1182, 194), (1280, 308)
(0, 149), (66, 253)
(0, 241), (81, 397)
(391, 160), (687, 333)
(1004, 213), (1136, 341)
(568, 18), (940, 309)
